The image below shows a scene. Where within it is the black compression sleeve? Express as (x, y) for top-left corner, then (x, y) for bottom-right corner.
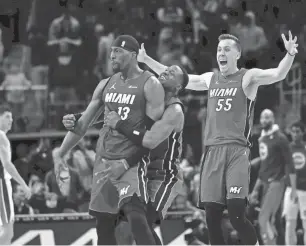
(115, 120), (146, 146)
(73, 113), (82, 121)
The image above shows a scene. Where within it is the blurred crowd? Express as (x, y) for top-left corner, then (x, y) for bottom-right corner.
(0, 0), (306, 244)
(0, 0), (305, 133)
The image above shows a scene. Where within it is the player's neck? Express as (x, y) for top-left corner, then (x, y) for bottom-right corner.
(165, 92), (175, 103)
(121, 66), (143, 82)
(221, 67), (239, 77)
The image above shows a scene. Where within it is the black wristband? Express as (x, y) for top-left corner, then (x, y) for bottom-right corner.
(74, 113), (82, 121)
(116, 120), (146, 146)
(287, 51), (295, 56)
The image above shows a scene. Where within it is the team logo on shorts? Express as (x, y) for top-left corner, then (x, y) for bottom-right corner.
(259, 142), (268, 160)
(119, 185), (130, 196)
(293, 152), (306, 170)
(229, 186), (242, 194)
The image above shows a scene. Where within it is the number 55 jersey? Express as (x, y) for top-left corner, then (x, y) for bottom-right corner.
(204, 68), (255, 147)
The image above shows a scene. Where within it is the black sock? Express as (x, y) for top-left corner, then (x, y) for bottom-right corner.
(123, 196), (156, 245)
(204, 202), (226, 245)
(95, 213), (117, 245)
(227, 198), (258, 245)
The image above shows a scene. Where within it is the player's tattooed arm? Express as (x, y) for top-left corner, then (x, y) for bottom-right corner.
(58, 79), (107, 158)
(142, 104), (184, 149)
(244, 31), (298, 88)
(144, 76), (165, 121)
(0, 132), (28, 189)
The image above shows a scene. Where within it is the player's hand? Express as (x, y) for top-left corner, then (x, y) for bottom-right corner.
(53, 150), (71, 196)
(137, 43), (147, 63)
(62, 114), (76, 131)
(290, 188), (298, 203)
(22, 184), (32, 200)
(104, 111), (121, 129)
(96, 159), (129, 182)
(249, 190), (259, 205)
(281, 30), (298, 56)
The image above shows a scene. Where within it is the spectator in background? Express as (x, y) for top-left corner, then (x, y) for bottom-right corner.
(96, 25), (116, 79)
(160, 45), (195, 73)
(28, 138), (54, 180)
(13, 183), (34, 215)
(47, 2), (83, 120)
(239, 11), (268, 68)
(0, 61), (31, 132)
(29, 177), (65, 214)
(157, 27), (184, 61)
(157, 0), (184, 29)
(71, 136), (95, 211)
(299, 24), (306, 56)
(47, 2), (82, 52)
(28, 178), (48, 213)
(14, 143), (31, 184)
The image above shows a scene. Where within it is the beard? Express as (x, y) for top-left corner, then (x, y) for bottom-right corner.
(112, 62), (121, 73)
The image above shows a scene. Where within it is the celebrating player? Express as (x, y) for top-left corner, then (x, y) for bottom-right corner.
(104, 65), (189, 222)
(0, 105), (31, 244)
(282, 121), (306, 245)
(249, 109), (296, 244)
(138, 30), (298, 245)
(54, 35), (165, 245)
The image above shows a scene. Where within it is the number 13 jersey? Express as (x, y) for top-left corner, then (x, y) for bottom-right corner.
(204, 68), (255, 147)
(99, 71), (154, 160)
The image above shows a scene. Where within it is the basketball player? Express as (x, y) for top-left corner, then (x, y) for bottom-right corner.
(104, 65), (188, 219)
(54, 35), (165, 245)
(63, 65), (189, 245)
(137, 30), (298, 245)
(0, 105), (31, 244)
(249, 109), (296, 244)
(282, 121), (306, 245)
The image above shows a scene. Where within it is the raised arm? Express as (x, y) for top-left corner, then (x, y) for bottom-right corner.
(244, 31), (298, 88)
(144, 76), (165, 121)
(57, 79), (107, 159)
(138, 44), (212, 91)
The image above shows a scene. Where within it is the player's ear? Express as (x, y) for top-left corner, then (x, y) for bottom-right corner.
(236, 51), (241, 60)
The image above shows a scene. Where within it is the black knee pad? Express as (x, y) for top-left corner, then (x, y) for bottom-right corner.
(227, 198), (247, 228)
(204, 202), (225, 224)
